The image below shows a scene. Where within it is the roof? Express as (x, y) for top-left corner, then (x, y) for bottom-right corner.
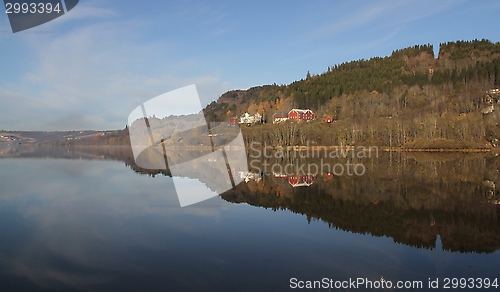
(273, 112), (288, 118)
(289, 108), (314, 114)
(290, 181), (314, 187)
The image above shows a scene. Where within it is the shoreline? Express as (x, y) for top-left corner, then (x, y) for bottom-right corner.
(261, 145), (493, 153)
(7, 142), (497, 153)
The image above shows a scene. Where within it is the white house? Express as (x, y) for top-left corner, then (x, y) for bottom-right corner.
(239, 112), (262, 124)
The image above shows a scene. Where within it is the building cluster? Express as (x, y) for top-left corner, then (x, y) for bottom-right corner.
(229, 108), (337, 126)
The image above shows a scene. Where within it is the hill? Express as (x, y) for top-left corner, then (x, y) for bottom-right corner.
(204, 39), (500, 148)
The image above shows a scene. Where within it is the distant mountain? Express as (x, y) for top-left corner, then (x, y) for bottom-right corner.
(0, 130), (105, 144)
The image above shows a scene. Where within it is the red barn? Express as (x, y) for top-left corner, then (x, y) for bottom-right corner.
(288, 109), (315, 121)
(325, 116), (333, 123)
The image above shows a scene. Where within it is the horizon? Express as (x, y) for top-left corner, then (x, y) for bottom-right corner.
(1, 0), (500, 131)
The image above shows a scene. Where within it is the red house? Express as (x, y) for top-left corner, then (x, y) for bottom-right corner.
(325, 116), (333, 123)
(288, 109), (315, 121)
(229, 117), (238, 126)
(288, 175), (316, 187)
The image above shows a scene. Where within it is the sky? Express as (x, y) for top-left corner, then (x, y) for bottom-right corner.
(1, 0), (500, 131)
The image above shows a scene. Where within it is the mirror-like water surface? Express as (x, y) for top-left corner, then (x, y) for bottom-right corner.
(0, 145), (499, 291)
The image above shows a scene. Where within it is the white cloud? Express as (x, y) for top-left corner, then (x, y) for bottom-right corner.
(0, 2), (232, 131)
(311, 0), (458, 39)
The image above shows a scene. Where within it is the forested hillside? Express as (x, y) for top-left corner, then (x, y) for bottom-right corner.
(205, 39), (500, 148)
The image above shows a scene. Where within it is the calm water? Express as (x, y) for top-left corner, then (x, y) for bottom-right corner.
(0, 145), (499, 291)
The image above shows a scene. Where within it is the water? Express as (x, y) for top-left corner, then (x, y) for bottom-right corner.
(0, 146), (499, 291)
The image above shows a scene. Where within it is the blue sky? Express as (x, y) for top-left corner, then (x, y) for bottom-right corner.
(1, 0), (500, 130)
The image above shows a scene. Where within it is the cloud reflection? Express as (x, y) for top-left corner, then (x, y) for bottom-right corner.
(0, 158), (230, 289)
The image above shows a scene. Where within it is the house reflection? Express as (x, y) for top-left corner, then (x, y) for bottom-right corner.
(273, 172), (316, 187)
(230, 170), (262, 183)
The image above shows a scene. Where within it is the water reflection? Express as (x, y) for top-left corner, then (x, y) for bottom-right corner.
(0, 145), (499, 290)
(2, 145), (499, 254)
